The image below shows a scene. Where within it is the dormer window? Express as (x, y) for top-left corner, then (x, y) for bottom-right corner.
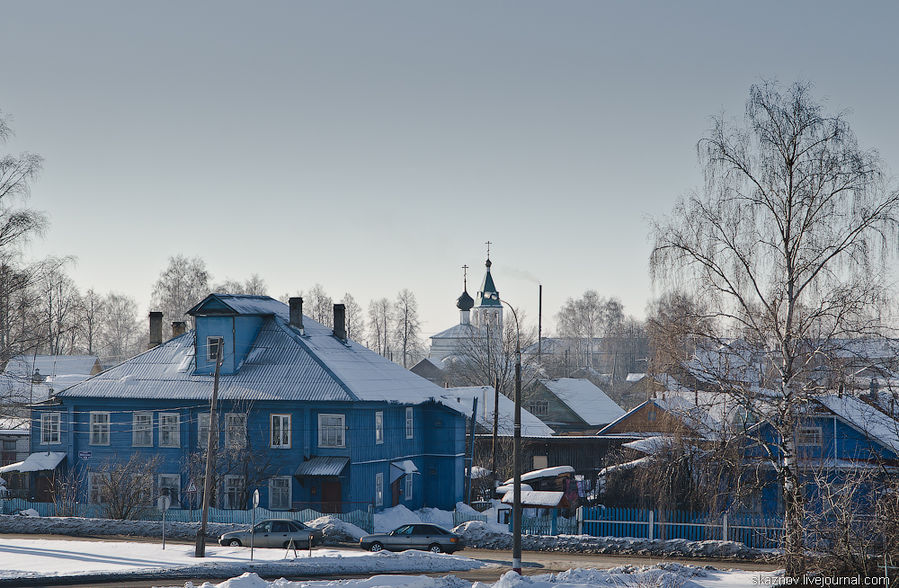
(207, 336), (223, 362)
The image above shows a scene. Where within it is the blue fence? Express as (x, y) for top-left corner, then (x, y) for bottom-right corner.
(579, 506), (783, 549)
(1, 498), (375, 533)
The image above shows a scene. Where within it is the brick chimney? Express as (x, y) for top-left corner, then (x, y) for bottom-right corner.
(289, 297), (304, 335)
(148, 312), (163, 349)
(333, 303), (346, 342)
(172, 321), (187, 338)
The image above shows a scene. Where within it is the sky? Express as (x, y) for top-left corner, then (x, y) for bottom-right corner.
(2, 1), (899, 338)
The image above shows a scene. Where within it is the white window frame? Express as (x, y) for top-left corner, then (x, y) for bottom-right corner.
(224, 475), (246, 509)
(90, 412), (110, 446)
(271, 414), (291, 448)
(198, 413), (210, 448)
(318, 413), (345, 448)
(404, 474), (413, 502)
(269, 476), (291, 510)
(375, 472), (384, 507)
(225, 413), (247, 448)
(132, 411), (153, 447)
(207, 336), (223, 362)
(375, 411), (384, 445)
(41, 412), (61, 445)
(405, 407), (414, 439)
(158, 474), (181, 508)
(88, 472), (109, 504)
(159, 413), (180, 448)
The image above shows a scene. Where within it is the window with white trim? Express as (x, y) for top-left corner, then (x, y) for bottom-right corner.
(797, 426), (823, 447)
(271, 414), (291, 448)
(269, 476), (291, 510)
(225, 413), (247, 448)
(375, 411), (383, 445)
(90, 412), (110, 446)
(159, 413), (180, 447)
(404, 474), (413, 501)
(158, 474), (181, 508)
(207, 336), (223, 362)
(318, 413), (345, 448)
(132, 412), (153, 447)
(198, 413), (210, 448)
(375, 472), (384, 507)
(224, 475), (246, 509)
(41, 412), (61, 445)
(405, 407), (414, 439)
(88, 472), (109, 504)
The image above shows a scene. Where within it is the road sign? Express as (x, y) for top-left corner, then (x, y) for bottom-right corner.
(252, 489), (260, 508)
(78, 451), (91, 460)
(186, 480), (198, 494)
(157, 494), (171, 511)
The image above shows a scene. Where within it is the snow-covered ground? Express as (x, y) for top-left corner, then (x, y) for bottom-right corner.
(0, 537), (483, 584)
(162, 565), (777, 588)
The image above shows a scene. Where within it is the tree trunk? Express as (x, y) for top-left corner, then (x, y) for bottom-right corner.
(781, 434), (805, 577)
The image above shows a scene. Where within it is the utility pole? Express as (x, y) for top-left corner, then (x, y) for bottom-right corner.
(195, 340), (223, 557)
(491, 376), (499, 486)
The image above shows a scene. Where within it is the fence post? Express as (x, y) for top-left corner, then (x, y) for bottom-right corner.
(722, 512), (728, 542)
(576, 506), (583, 535)
(367, 504), (374, 534)
(648, 510), (654, 541)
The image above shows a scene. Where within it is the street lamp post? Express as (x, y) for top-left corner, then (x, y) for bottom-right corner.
(500, 299), (523, 575)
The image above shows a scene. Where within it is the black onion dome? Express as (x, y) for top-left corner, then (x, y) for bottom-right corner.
(456, 290), (475, 311)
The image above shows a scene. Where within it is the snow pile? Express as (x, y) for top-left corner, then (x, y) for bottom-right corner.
(18, 508), (39, 517)
(0, 512), (244, 539)
(454, 502), (482, 518)
(185, 572), (470, 588)
(453, 521), (770, 561)
(305, 515), (367, 543)
(374, 504), (421, 532)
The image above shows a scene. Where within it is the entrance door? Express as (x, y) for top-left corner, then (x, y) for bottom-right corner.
(321, 480), (341, 513)
(35, 474), (53, 502)
(391, 479), (401, 506)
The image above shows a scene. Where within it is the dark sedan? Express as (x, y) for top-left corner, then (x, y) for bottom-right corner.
(360, 523), (464, 554)
(219, 518), (323, 548)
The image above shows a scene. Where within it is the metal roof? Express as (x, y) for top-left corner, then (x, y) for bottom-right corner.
(187, 294), (290, 317)
(294, 456), (349, 477)
(57, 298), (467, 413)
(539, 378), (625, 426)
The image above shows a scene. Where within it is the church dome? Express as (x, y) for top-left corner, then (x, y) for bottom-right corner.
(456, 290), (474, 311)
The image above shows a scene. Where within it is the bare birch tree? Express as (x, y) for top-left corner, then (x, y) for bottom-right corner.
(150, 255), (210, 323)
(650, 81), (899, 575)
(393, 289), (422, 368)
(341, 292), (365, 342)
(367, 297), (392, 359)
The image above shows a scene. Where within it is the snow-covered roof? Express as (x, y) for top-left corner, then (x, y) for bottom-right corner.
(598, 456), (653, 477)
(496, 483), (533, 494)
(539, 378), (625, 426)
(815, 394), (899, 455)
(0, 355), (100, 404)
(503, 465), (574, 486)
(56, 298), (466, 414)
(0, 451), (66, 473)
(444, 386), (555, 437)
(626, 373), (646, 383)
(294, 456), (349, 477)
(622, 436), (673, 455)
(0, 417), (29, 435)
(429, 323), (480, 341)
(501, 490), (564, 507)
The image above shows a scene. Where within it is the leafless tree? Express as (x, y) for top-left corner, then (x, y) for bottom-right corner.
(213, 274), (268, 296)
(651, 81), (899, 575)
(150, 255), (210, 324)
(93, 453), (161, 519)
(646, 291), (711, 377)
(305, 283), (333, 327)
(39, 264), (80, 355)
(98, 292), (141, 364)
(78, 288), (104, 355)
(393, 289), (423, 368)
(50, 467), (84, 517)
(341, 292), (365, 342)
(367, 297), (392, 358)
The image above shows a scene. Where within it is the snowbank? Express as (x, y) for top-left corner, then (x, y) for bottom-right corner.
(452, 521), (772, 561)
(0, 512), (244, 539)
(305, 515), (367, 543)
(373, 504), (421, 532)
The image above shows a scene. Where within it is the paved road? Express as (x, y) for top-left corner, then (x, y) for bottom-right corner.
(2, 534), (781, 587)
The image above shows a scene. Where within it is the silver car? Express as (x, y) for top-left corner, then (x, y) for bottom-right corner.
(219, 518), (323, 548)
(359, 523), (464, 554)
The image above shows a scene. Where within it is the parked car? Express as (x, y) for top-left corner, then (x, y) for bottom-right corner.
(359, 523), (464, 554)
(219, 518), (324, 548)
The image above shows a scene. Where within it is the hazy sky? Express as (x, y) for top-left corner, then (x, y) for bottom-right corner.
(2, 2), (898, 338)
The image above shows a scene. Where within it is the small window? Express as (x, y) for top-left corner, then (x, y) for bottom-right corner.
(375, 411), (384, 445)
(41, 412), (61, 445)
(405, 407), (414, 439)
(207, 336), (223, 362)
(797, 426), (823, 447)
(88, 472), (109, 504)
(527, 401), (548, 416)
(223, 475), (246, 509)
(158, 474), (181, 508)
(405, 474), (413, 501)
(318, 414), (345, 448)
(225, 413), (247, 448)
(269, 476), (291, 510)
(132, 412), (153, 447)
(159, 413), (180, 447)
(198, 413), (210, 448)
(271, 414), (291, 448)
(375, 472), (384, 507)
(90, 412), (110, 446)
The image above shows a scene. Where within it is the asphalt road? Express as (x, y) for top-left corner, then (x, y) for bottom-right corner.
(2, 534), (781, 587)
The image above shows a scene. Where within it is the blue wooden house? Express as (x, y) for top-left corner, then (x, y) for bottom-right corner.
(21, 294), (467, 512)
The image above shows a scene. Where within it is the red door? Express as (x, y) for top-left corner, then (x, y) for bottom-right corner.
(322, 480), (341, 513)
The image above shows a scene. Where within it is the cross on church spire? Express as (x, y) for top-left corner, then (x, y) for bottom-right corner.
(485, 241), (492, 259)
(462, 264), (469, 290)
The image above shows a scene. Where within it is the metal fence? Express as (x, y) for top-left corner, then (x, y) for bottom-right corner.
(578, 506), (783, 549)
(1, 498), (376, 533)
